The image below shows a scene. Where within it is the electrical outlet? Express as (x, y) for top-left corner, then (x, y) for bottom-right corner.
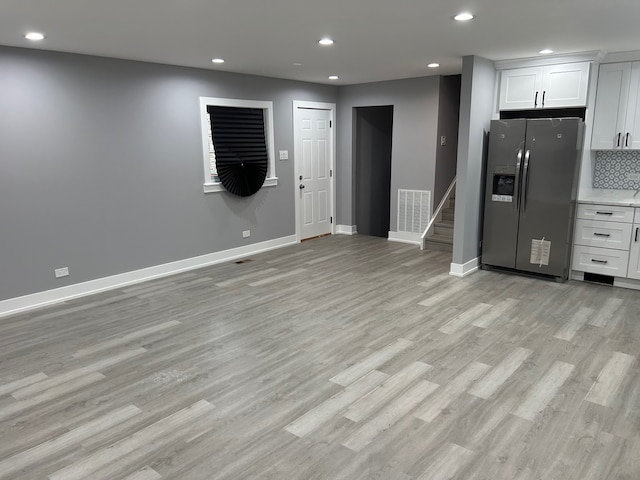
(626, 172), (640, 182)
(242, 230), (251, 238)
(55, 267), (69, 278)
(279, 150), (289, 160)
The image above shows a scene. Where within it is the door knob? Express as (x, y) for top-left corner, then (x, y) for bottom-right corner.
(299, 184), (305, 189)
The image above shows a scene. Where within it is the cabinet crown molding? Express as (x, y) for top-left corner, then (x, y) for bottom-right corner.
(600, 51), (640, 64)
(495, 51), (603, 70)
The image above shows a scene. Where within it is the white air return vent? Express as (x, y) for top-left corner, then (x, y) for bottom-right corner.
(397, 189), (431, 234)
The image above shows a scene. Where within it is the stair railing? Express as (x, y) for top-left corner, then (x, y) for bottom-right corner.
(420, 177), (456, 250)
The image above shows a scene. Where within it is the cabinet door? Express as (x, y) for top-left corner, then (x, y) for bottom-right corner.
(499, 67), (542, 110)
(627, 224), (640, 279)
(541, 62), (590, 108)
(591, 63), (631, 150)
(623, 62), (640, 150)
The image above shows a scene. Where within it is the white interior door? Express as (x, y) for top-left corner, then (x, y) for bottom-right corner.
(296, 107), (333, 240)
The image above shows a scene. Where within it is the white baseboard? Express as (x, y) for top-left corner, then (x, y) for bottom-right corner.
(387, 231), (421, 245)
(0, 235), (297, 319)
(336, 224), (357, 235)
(450, 257), (480, 277)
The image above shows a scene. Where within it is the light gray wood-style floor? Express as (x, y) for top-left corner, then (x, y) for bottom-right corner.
(1, 234), (639, 479)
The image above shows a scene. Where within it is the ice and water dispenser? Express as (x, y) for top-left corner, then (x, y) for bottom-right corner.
(490, 165), (516, 203)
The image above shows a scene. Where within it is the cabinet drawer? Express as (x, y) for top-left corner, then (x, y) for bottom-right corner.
(572, 245), (630, 276)
(574, 219), (632, 250)
(576, 204), (635, 223)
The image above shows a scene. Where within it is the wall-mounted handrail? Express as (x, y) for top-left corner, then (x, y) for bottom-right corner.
(420, 177), (456, 250)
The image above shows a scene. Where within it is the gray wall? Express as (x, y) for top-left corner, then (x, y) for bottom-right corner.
(0, 46), (337, 301)
(434, 75), (461, 205)
(355, 106), (393, 237)
(453, 56), (496, 266)
(337, 77), (441, 230)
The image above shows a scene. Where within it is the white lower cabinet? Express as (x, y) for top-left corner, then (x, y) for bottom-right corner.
(628, 223), (640, 279)
(572, 203), (639, 285)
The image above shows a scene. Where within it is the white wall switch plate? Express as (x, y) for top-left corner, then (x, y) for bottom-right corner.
(626, 172), (640, 182)
(242, 230), (251, 238)
(54, 267), (69, 278)
(279, 150), (289, 160)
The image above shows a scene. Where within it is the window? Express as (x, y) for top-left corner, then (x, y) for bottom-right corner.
(199, 96), (277, 193)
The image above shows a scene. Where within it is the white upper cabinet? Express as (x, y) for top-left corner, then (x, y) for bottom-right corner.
(625, 63), (640, 149)
(591, 62), (640, 150)
(499, 62), (590, 111)
(542, 63), (591, 108)
(591, 63), (632, 149)
(499, 67), (541, 110)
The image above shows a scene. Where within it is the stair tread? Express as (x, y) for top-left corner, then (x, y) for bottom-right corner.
(427, 233), (453, 244)
(424, 239), (453, 252)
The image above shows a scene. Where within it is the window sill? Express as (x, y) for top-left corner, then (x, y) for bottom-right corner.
(203, 177), (278, 194)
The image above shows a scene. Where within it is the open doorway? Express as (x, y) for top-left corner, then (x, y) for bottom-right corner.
(354, 106), (393, 238)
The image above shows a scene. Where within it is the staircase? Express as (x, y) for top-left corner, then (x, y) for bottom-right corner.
(424, 191), (455, 252)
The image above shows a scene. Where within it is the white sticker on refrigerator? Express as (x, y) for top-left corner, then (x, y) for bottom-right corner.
(491, 194), (513, 203)
(530, 238), (551, 266)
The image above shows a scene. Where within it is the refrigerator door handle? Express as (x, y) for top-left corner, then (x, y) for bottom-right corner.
(514, 149), (523, 211)
(521, 150), (531, 210)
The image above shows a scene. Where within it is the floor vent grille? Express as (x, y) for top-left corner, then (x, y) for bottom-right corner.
(397, 189), (431, 234)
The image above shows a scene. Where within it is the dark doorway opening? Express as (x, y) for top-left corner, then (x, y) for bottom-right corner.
(354, 106), (394, 238)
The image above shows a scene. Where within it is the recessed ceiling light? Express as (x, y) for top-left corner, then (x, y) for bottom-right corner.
(25, 32), (45, 41)
(319, 38), (334, 46)
(328, 75), (339, 80)
(211, 58), (225, 64)
(292, 62), (303, 66)
(428, 63), (440, 68)
(453, 12), (474, 21)
(539, 49), (554, 54)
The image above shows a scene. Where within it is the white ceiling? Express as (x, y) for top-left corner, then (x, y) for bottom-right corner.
(3, 0), (640, 85)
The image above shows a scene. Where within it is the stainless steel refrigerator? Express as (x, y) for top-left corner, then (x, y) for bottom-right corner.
(481, 118), (584, 279)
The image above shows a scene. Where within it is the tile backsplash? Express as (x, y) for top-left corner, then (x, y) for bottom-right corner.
(593, 151), (640, 189)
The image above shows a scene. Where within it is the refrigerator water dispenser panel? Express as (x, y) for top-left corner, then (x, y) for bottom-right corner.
(491, 165), (516, 203)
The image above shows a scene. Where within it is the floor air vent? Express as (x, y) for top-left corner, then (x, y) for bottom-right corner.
(397, 189), (431, 234)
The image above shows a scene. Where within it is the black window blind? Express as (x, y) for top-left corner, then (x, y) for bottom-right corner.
(207, 105), (269, 196)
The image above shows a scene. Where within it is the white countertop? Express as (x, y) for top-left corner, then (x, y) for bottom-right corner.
(578, 188), (640, 207)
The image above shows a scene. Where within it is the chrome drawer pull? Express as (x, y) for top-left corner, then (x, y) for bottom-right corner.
(593, 233), (611, 237)
(595, 211), (613, 216)
(591, 259), (608, 264)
